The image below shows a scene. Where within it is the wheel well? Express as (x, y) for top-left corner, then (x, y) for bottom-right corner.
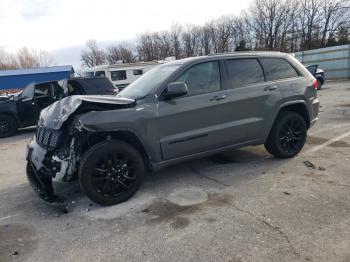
(86, 130), (150, 169)
(279, 103), (310, 128)
(0, 113), (19, 127)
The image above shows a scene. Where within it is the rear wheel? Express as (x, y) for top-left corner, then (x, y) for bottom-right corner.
(265, 111), (307, 158)
(79, 140), (145, 206)
(0, 114), (18, 138)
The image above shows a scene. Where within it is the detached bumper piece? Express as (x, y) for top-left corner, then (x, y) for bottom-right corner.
(26, 162), (64, 204)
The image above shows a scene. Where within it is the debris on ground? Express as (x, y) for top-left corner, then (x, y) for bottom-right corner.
(318, 166), (326, 171)
(304, 161), (316, 169)
(11, 251), (19, 256)
(282, 191), (291, 195)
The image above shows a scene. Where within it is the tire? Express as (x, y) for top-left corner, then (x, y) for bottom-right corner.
(79, 140), (145, 206)
(0, 114), (18, 138)
(265, 111), (307, 158)
(316, 79), (322, 90)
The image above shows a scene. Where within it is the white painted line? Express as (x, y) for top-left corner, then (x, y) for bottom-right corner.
(0, 214), (18, 221)
(305, 130), (350, 154)
(309, 123), (350, 135)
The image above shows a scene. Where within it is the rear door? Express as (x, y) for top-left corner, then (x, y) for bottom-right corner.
(219, 57), (284, 142)
(259, 57), (303, 100)
(156, 60), (233, 160)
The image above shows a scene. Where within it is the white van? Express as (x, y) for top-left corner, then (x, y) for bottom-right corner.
(83, 62), (161, 91)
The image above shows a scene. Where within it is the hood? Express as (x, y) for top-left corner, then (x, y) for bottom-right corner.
(0, 95), (11, 102)
(40, 95), (135, 129)
(0, 93), (17, 102)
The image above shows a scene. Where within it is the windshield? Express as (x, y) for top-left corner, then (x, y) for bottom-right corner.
(119, 64), (181, 99)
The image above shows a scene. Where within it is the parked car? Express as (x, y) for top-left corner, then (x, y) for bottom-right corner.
(306, 64), (325, 90)
(0, 77), (116, 137)
(26, 52), (319, 205)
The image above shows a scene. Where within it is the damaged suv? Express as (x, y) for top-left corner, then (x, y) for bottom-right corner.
(26, 52), (319, 205)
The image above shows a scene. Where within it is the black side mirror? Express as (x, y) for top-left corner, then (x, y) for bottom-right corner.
(163, 82), (188, 100)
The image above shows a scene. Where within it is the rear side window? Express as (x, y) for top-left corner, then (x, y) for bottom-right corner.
(225, 59), (264, 88)
(111, 70), (127, 81)
(133, 69), (143, 75)
(176, 61), (221, 96)
(260, 58), (299, 81)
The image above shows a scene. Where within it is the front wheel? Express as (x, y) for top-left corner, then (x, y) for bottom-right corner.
(265, 111), (307, 158)
(79, 140), (145, 206)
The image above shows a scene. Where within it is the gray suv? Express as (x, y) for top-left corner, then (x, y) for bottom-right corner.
(26, 52), (319, 205)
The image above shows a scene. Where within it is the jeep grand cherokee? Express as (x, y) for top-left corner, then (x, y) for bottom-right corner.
(25, 52), (319, 205)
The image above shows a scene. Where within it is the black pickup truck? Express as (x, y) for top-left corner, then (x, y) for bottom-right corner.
(0, 77), (116, 137)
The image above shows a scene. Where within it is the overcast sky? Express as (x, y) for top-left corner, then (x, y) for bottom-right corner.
(0, 0), (252, 67)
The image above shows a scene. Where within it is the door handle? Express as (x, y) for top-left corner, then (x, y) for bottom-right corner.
(264, 85), (278, 91)
(210, 95), (227, 101)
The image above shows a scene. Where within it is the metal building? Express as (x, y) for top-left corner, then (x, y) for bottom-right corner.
(0, 65), (74, 94)
(294, 45), (350, 80)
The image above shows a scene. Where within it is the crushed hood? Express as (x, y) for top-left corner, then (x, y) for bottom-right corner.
(0, 94), (13, 102)
(40, 95), (135, 129)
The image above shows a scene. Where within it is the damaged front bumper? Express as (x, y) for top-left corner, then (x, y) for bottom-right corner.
(26, 136), (77, 203)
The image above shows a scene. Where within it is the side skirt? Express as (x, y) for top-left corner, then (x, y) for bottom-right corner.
(150, 138), (263, 171)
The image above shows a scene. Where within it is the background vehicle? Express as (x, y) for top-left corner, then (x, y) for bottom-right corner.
(26, 52), (319, 206)
(306, 64), (325, 90)
(0, 77), (116, 137)
(83, 62), (161, 90)
(0, 66), (74, 95)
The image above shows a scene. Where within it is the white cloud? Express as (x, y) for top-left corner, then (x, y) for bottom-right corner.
(0, 0), (252, 52)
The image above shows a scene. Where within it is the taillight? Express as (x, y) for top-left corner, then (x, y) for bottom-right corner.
(312, 79), (318, 90)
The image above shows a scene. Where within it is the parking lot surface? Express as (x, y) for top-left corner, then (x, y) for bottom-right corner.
(1, 81), (350, 262)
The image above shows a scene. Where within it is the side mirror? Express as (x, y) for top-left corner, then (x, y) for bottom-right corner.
(163, 82), (188, 100)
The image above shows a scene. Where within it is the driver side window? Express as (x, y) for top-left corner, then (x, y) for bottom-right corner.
(176, 61), (221, 96)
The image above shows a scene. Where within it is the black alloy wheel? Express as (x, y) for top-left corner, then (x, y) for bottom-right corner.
(93, 152), (137, 197)
(79, 140), (145, 205)
(278, 117), (306, 154)
(265, 111), (307, 158)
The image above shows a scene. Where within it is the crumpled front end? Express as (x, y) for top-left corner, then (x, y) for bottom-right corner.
(25, 95), (136, 203)
(26, 125), (79, 203)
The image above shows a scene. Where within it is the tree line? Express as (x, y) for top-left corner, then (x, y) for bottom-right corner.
(81, 0), (350, 67)
(0, 48), (54, 70)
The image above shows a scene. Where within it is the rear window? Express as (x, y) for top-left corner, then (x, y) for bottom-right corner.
(260, 58), (299, 81)
(72, 78), (115, 95)
(225, 59), (264, 88)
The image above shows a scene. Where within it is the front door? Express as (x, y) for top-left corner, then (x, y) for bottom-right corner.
(18, 82), (52, 126)
(155, 60), (233, 160)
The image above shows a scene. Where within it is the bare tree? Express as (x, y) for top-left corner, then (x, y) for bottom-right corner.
(0, 49), (18, 69)
(81, 39), (106, 68)
(134, 0), (350, 61)
(182, 24), (201, 57)
(107, 42), (136, 64)
(320, 0), (350, 47)
(16, 47), (54, 68)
